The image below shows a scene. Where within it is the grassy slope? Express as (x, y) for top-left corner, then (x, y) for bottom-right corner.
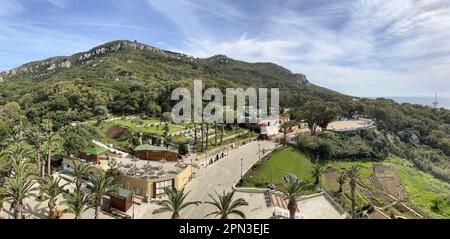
(240, 146), (450, 218)
(242, 147), (313, 187)
(386, 157), (450, 218)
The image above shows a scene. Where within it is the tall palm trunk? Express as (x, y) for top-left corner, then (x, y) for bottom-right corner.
(205, 124), (209, 151)
(75, 180), (82, 193)
(47, 146), (52, 175)
(200, 123), (204, 151)
(34, 144), (41, 177)
(214, 122), (218, 146)
(172, 212), (181, 219)
(41, 163), (46, 177)
(194, 123), (198, 145)
(287, 200), (297, 219)
(48, 200), (56, 219)
(14, 203), (23, 219)
(220, 125), (224, 145)
(350, 180), (357, 219)
(94, 197), (102, 219)
(283, 130), (287, 145)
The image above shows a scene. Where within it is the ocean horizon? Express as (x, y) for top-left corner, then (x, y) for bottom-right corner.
(368, 96), (450, 109)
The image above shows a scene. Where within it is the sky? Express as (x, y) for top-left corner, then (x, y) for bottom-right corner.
(1, 0), (450, 97)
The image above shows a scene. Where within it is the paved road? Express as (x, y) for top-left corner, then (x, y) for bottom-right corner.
(139, 140), (276, 219)
(183, 140), (275, 219)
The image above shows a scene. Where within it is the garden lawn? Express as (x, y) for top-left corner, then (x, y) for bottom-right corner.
(242, 146), (314, 187)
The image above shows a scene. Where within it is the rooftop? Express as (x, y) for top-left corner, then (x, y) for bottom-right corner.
(82, 146), (109, 155)
(111, 187), (132, 199)
(134, 144), (178, 154)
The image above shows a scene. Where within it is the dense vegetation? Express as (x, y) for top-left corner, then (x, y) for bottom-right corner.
(1, 40), (450, 183)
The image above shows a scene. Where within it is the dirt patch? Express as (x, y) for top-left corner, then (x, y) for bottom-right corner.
(105, 125), (127, 139)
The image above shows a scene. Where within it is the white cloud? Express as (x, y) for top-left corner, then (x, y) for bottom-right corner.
(149, 0), (450, 97)
(46, 0), (67, 8)
(0, 0), (23, 16)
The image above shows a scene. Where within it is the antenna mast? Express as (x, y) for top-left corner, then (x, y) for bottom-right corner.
(432, 92), (439, 108)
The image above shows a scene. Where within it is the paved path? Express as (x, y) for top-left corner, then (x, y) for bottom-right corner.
(139, 140), (275, 219)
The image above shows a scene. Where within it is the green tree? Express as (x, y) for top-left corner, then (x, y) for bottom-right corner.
(3, 157), (36, 219)
(62, 191), (92, 219)
(345, 166), (361, 219)
(205, 191), (248, 219)
(42, 119), (62, 176)
(161, 112), (172, 138)
(311, 164), (325, 185)
(178, 143), (188, 156)
(39, 176), (67, 219)
(62, 125), (96, 158)
(276, 174), (311, 219)
(69, 161), (93, 192)
(301, 100), (321, 135)
(337, 174), (347, 193)
(153, 187), (201, 219)
(94, 105), (109, 126)
(105, 158), (124, 187)
(87, 172), (117, 219)
(26, 126), (45, 177)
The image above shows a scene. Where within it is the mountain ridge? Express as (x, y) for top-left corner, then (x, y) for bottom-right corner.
(0, 40), (310, 86)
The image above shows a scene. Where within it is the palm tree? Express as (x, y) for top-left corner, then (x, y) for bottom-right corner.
(26, 126), (45, 177)
(214, 121), (218, 146)
(39, 176), (67, 219)
(345, 165), (361, 219)
(220, 124), (224, 145)
(86, 172), (117, 219)
(205, 191), (248, 219)
(205, 123), (210, 151)
(3, 159), (36, 219)
(311, 164), (325, 185)
(193, 122), (198, 146)
(0, 188), (5, 213)
(62, 191), (92, 219)
(61, 125), (96, 158)
(153, 187), (201, 219)
(5, 142), (32, 167)
(42, 119), (61, 176)
(69, 161), (93, 192)
(337, 174), (347, 193)
(276, 174), (311, 219)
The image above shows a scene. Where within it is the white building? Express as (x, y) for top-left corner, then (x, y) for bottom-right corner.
(259, 119), (280, 139)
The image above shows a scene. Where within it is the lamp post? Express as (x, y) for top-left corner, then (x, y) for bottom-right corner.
(132, 192), (135, 219)
(258, 143), (261, 161)
(190, 154), (194, 181)
(271, 164), (273, 185)
(240, 158), (243, 182)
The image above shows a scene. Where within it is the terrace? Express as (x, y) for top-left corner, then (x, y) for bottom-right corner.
(98, 152), (187, 181)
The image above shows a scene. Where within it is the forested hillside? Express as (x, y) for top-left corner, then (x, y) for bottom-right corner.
(1, 40), (450, 182)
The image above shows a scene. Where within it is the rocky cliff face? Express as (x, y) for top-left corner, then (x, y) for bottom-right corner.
(0, 40), (195, 82)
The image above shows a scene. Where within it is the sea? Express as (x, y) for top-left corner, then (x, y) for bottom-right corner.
(370, 96), (450, 109)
